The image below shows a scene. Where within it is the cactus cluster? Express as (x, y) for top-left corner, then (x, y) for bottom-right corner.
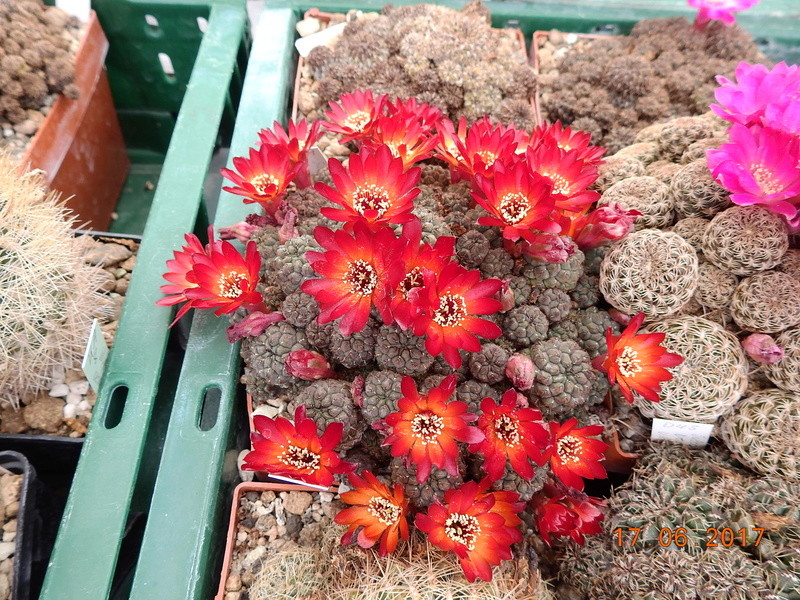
(0, 152), (107, 407)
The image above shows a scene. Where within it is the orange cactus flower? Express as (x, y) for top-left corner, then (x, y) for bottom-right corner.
(591, 312), (685, 403)
(410, 263), (503, 369)
(316, 145), (421, 231)
(435, 117), (519, 181)
(529, 120), (606, 167)
(469, 389), (551, 481)
(183, 237), (265, 317)
(242, 405), (355, 488)
(390, 219), (456, 331)
(384, 375), (483, 483)
(362, 115), (440, 168)
(323, 89), (388, 142)
(221, 144), (300, 216)
(335, 470), (410, 556)
(415, 480), (522, 582)
(301, 224), (404, 336)
(547, 418), (608, 490)
(474, 477), (525, 529)
(525, 144), (601, 214)
(473, 159), (561, 243)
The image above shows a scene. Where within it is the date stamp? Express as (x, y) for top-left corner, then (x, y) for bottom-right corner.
(613, 527), (765, 548)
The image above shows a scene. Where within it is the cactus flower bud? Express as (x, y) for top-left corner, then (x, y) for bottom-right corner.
(497, 279), (516, 312)
(523, 234), (576, 264)
(285, 349), (336, 380)
(505, 353), (535, 390)
(742, 333), (784, 364)
(571, 203), (640, 251)
(226, 311), (285, 343)
(608, 308), (632, 326)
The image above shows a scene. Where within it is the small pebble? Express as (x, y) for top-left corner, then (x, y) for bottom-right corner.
(48, 383), (69, 398)
(63, 404), (77, 420)
(65, 393), (82, 406)
(69, 380), (90, 395)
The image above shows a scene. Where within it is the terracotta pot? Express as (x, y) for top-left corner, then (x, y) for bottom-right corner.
(602, 392), (640, 474)
(291, 8), (534, 122)
(20, 11), (129, 231)
(214, 481), (327, 600)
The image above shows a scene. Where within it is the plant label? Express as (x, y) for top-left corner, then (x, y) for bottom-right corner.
(56, 0), (90, 22)
(82, 318), (109, 393)
(269, 474), (330, 491)
(651, 418), (713, 447)
(294, 22), (346, 57)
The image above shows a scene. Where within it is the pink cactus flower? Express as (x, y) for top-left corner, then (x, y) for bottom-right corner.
(711, 62), (800, 127)
(741, 333), (784, 364)
(707, 124), (800, 223)
(764, 100), (800, 137)
(688, 0), (759, 29)
(284, 350), (336, 380)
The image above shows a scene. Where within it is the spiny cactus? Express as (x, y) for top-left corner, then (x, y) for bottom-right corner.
(730, 271), (800, 334)
(0, 152), (108, 407)
(764, 327), (800, 392)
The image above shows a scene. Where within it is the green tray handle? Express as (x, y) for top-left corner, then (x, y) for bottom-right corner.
(38, 5), (248, 599)
(126, 8), (297, 600)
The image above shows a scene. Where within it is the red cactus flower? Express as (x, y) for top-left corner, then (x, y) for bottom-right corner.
(410, 263), (503, 369)
(323, 89), (388, 142)
(473, 159), (561, 243)
(156, 230), (215, 323)
(257, 119), (322, 189)
(526, 144), (601, 213)
(469, 389), (551, 481)
(362, 115), (440, 168)
(547, 418), (608, 490)
(302, 224), (404, 336)
(385, 96), (444, 133)
(242, 405), (355, 487)
(531, 482), (604, 546)
(591, 312), (685, 403)
(335, 470), (410, 556)
(384, 375), (483, 483)
(183, 238), (265, 317)
(391, 219), (456, 330)
(221, 144), (300, 216)
(315, 145), (421, 231)
(557, 202), (642, 250)
(436, 117), (519, 181)
(528, 120), (606, 167)
(415, 480), (522, 582)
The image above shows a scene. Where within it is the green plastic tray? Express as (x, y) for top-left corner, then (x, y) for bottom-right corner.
(37, 3), (249, 600)
(124, 3), (800, 600)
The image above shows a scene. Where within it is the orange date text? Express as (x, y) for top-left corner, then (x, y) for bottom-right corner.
(613, 527), (765, 548)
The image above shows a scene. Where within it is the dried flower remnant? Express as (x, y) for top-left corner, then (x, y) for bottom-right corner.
(384, 375), (483, 483)
(302, 224), (403, 336)
(707, 124), (800, 225)
(558, 203), (641, 251)
(504, 354), (535, 390)
(711, 62), (800, 127)
(335, 470), (410, 556)
(415, 480), (522, 582)
(547, 418), (607, 490)
(316, 145), (421, 231)
(410, 263), (503, 369)
(688, 0), (759, 29)
(242, 405), (354, 487)
(323, 90), (388, 142)
(284, 349), (336, 380)
(592, 312), (685, 403)
(220, 144), (299, 216)
(741, 333), (784, 364)
(469, 389), (550, 480)
(472, 160), (560, 243)
(226, 311), (285, 343)
(531, 481), (604, 545)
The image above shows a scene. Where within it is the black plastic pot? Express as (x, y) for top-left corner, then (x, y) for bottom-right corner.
(0, 450), (38, 600)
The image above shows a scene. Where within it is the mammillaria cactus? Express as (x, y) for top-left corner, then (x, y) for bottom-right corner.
(599, 229), (699, 319)
(0, 153), (107, 406)
(637, 316), (747, 422)
(694, 262), (739, 309)
(701, 205), (789, 275)
(763, 327), (800, 392)
(721, 388), (800, 481)
(729, 271), (800, 333)
(598, 175), (674, 230)
(670, 158), (732, 218)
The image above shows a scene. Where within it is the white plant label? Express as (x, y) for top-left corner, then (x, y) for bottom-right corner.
(294, 22), (346, 57)
(269, 474), (330, 491)
(56, 0), (90, 22)
(81, 319), (109, 393)
(651, 418), (713, 447)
